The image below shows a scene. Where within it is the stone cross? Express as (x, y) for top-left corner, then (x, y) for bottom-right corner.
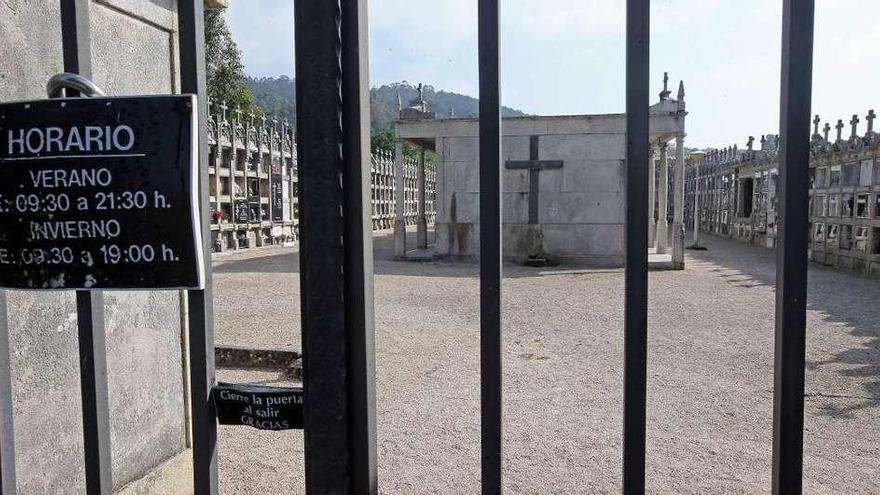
(747, 136), (754, 151)
(823, 122), (831, 142)
(505, 135), (563, 224)
(233, 106), (243, 123)
(760, 135), (766, 149)
(272, 117), (279, 133)
(813, 115), (821, 136)
(835, 119), (844, 141)
(867, 110), (875, 134)
(850, 114), (859, 138)
(219, 101), (228, 121)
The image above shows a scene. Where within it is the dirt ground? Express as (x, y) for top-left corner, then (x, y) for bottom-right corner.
(213, 230), (880, 494)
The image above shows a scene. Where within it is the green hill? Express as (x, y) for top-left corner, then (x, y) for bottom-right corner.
(246, 77), (527, 131)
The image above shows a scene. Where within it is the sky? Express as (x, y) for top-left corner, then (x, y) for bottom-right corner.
(225, 0), (880, 148)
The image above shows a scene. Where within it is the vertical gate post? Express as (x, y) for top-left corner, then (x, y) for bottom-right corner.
(477, 0), (502, 493)
(177, 1), (219, 493)
(623, 0), (650, 493)
(295, 0), (378, 493)
(0, 293), (14, 494)
(60, 1), (114, 493)
(773, 0), (815, 493)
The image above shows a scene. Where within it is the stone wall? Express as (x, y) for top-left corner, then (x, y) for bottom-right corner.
(685, 113), (880, 276)
(1, 1), (187, 492)
(205, 112), (436, 252)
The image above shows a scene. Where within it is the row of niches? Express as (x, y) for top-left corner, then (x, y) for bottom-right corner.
(812, 223), (880, 254)
(811, 157), (878, 189)
(810, 192), (880, 220)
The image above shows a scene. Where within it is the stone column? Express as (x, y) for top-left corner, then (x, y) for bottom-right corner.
(656, 143), (669, 254)
(416, 147), (428, 249)
(648, 145), (656, 248)
(693, 160), (701, 246)
(393, 138), (407, 257)
(672, 134), (685, 268)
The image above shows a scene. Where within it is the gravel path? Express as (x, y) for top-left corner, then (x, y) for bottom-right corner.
(214, 230), (880, 494)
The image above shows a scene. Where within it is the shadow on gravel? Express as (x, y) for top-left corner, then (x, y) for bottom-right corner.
(687, 233), (880, 417)
(213, 230), (612, 279)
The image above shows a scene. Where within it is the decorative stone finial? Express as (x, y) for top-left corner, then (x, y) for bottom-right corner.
(747, 136), (754, 151)
(760, 135), (766, 149)
(677, 80), (685, 100)
(659, 72), (671, 100)
(850, 114), (860, 138)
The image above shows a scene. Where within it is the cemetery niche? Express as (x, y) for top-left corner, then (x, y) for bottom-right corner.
(0, 95), (204, 289)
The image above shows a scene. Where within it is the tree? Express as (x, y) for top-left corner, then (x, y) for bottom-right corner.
(204, 9), (260, 117)
(370, 127), (435, 165)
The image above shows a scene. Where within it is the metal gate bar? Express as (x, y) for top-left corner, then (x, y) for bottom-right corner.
(477, 0), (502, 493)
(0, 293), (14, 494)
(60, 1), (114, 492)
(623, 0), (650, 492)
(177, 1), (219, 493)
(295, 0), (378, 492)
(772, 0), (815, 493)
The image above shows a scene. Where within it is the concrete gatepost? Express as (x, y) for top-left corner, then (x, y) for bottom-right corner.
(648, 145), (656, 248)
(656, 143), (669, 254)
(393, 137), (407, 257)
(416, 147), (428, 249)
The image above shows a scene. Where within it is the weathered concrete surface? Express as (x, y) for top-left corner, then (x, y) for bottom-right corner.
(2, 1), (186, 492)
(407, 114), (680, 265)
(214, 230), (879, 493)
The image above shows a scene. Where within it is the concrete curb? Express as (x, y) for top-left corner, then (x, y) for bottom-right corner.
(215, 345), (302, 379)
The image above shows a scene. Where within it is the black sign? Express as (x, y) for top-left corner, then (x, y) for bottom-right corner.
(0, 96), (203, 289)
(271, 172), (283, 221)
(214, 382), (303, 430)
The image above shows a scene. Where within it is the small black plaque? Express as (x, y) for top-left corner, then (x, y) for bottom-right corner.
(214, 382), (303, 431)
(0, 95), (203, 289)
(270, 171), (283, 222)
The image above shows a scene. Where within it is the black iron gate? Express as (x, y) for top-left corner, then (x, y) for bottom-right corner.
(0, 0), (816, 493)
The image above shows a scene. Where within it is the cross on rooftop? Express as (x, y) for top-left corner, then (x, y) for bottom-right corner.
(813, 115), (821, 136)
(850, 114), (859, 138)
(659, 72), (671, 100)
(835, 119), (844, 141)
(867, 110), (876, 134)
(823, 122), (831, 142)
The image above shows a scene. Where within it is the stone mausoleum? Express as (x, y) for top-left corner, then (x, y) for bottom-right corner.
(394, 76), (689, 268)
